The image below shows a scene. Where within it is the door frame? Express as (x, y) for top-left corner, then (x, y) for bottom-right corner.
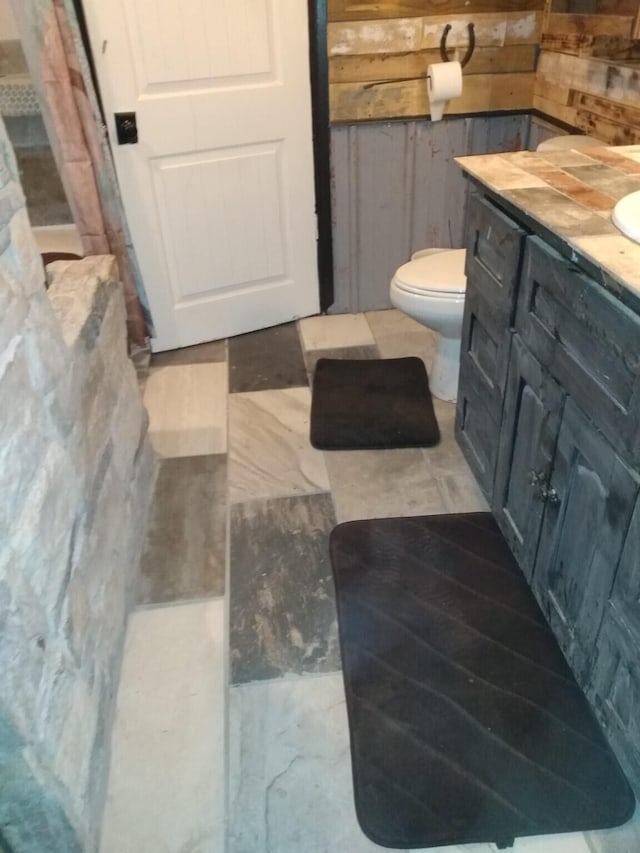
(75, 0), (334, 316)
(308, 0), (334, 312)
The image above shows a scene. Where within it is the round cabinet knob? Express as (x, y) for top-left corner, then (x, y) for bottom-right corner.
(545, 488), (561, 507)
(535, 484), (561, 506)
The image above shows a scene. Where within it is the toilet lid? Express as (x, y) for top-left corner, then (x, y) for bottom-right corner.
(394, 249), (467, 295)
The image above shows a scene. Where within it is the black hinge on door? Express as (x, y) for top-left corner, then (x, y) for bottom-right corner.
(115, 112), (138, 145)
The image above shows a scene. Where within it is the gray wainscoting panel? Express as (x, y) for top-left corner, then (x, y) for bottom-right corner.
(330, 114), (531, 314)
(528, 114), (571, 151)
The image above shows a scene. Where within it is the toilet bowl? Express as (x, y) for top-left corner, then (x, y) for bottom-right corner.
(389, 248), (466, 402)
(389, 134), (601, 402)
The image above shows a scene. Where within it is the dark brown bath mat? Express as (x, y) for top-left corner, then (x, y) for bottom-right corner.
(309, 357), (439, 450)
(329, 512), (635, 850)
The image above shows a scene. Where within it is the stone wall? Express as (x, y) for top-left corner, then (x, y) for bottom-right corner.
(0, 117), (156, 851)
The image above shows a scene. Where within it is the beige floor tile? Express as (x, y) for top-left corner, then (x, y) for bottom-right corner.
(143, 363), (227, 458)
(228, 387), (330, 503)
(421, 838), (594, 853)
(423, 399), (476, 478)
(298, 312), (375, 351)
(585, 803), (640, 853)
(100, 600), (225, 853)
(366, 308), (437, 371)
(437, 472), (489, 514)
(411, 845), (496, 853)
(325, 447), (448, 523)
(512, 834), (592, 852)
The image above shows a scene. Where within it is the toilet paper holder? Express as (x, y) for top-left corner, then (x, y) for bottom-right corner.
(440, 23), (475, 68)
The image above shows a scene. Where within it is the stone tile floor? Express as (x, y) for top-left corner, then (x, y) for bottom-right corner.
(100, 310), (639, 853)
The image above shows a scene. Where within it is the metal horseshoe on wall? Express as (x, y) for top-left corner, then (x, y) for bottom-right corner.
(439, 23), (475, 68)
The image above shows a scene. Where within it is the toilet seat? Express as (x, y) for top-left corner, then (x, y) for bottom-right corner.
(393, 248), (466, 297)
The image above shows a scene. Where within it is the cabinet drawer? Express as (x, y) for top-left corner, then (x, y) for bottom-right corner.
(517, 236), (640, 463)
(459, 285), (511, 410)
(455, 366), (500, 501)
(464, 192), (526, 323)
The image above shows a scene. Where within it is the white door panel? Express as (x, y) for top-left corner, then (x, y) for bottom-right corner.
(82, 0), (319, 350)
(125, 0), (273, 87)
(153, 145), (287, 301)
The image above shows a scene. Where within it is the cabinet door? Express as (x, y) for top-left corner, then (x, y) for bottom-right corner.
(455, 370), (500, 500)
(493, 336), (564, 580)
(533, 399), (639, 686)
(588, 496), (640, 792)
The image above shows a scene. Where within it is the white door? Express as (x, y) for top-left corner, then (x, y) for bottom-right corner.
(81, 0), (320, 351)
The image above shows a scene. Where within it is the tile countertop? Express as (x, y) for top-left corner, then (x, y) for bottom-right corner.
(455, 145), (640, 314)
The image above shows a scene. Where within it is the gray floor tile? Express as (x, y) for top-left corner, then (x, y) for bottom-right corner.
(298, 313), (375, 350)
(229, 493), (339, 684)
(150, 339), (226, 367)
(228, 322), (308, 393)
(228, 675), (404, 853)
(304, 344), (380, 383)
(139, 455), (227, 605)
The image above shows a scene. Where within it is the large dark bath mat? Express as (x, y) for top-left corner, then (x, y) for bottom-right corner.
(310, 357), (439, 450)
(329, 512), (635, 850)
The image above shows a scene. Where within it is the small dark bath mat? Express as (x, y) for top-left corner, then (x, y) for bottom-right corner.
(330, 512), (635, 850)
(310, 357), (439, 450)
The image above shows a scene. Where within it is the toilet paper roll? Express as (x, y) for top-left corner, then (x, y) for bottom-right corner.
(427, 61), (463, 122)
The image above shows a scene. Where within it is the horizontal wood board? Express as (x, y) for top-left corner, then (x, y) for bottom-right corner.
(328, 11), (541, 122)
(534, 8), (640, 143)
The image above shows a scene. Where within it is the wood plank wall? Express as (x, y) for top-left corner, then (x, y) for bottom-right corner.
(330, 114), (530, 313)
(534, 3), (640, 143)
(328, 2), (543, 122)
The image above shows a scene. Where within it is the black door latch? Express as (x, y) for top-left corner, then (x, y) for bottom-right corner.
(115, 112), (138, 145)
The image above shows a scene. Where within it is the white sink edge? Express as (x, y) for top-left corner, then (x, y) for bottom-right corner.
(612, 190), (640, 245)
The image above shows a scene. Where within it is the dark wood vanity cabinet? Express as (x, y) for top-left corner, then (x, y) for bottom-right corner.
(456, 186), (640, 792)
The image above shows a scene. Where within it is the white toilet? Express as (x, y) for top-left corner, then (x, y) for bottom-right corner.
(389, 134), (600, 403)
(390, 248), (466, 402)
